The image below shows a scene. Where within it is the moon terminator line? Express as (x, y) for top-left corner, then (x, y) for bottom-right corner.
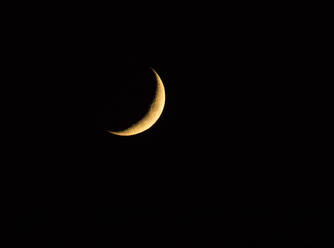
(108, 68), (166, 136)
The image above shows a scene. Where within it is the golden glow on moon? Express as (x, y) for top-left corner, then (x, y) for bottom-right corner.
(108, 68), (166, 136)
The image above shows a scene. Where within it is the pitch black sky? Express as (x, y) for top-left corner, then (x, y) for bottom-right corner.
(5, 4), (331, 247)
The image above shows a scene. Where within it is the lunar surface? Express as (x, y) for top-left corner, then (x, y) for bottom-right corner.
(109, 68), (166, 136)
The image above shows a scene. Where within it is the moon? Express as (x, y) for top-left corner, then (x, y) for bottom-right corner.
(108, 68), (166, 136)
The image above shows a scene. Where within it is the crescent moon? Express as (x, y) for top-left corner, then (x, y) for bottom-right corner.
(108, 68), (166, 136)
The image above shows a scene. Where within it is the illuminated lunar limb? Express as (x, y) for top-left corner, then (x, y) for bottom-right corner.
(109, 68), (166, 136)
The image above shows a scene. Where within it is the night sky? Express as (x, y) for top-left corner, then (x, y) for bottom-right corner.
(5, 4), (331, 247)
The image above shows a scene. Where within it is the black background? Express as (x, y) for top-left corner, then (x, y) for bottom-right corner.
(4, 3), (332, 247)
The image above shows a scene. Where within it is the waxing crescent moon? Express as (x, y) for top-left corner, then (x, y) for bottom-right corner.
(108, 68), (166, 136)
